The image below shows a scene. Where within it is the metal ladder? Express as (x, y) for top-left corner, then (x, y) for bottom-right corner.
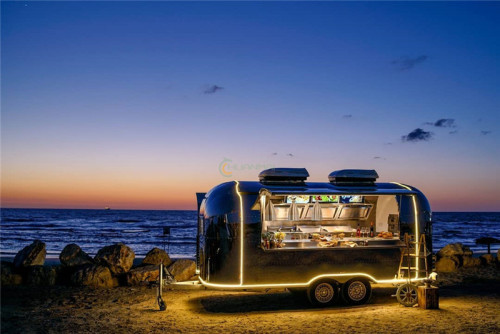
(398, 233), (429, 280)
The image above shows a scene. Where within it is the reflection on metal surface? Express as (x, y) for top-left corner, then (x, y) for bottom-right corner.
(198, 273), (425, 289)
(235, 181), (244, 285)
(412, 195), (420, 279)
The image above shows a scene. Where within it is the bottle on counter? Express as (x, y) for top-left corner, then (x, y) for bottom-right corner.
(370, 221), (375, 237)
(356, 223), (361, 237)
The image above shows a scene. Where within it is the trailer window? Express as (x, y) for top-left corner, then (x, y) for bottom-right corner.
(260, 194), (402, 251)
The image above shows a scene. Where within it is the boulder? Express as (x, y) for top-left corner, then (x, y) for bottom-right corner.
(435, 257), (459, 272)
(437, 243), (473, 260)
(94, 243), (135, 275)
(462, 256), (482, 268)
(24, 266), (57, 286)
(13, 240), (46, 268)
(70, 265), (117, 288)
(126, 265), (160, 286)
(480, 254), (495, 265)
(60, 244), (94, 267)
(1, 262), (22, 286)
(142, 248), (172, 266)
(168, 259), (196, 282)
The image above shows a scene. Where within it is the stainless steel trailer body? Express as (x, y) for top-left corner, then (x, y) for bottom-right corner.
(196, 169), (432, 305)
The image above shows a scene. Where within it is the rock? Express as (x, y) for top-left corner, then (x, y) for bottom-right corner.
(480, 254), (495, 265)
(60, 244), (94, 267)
(168, 259), (196, 282)
(1, 262), (23, 285)
(126, 265), (160, 286)
(437, 243), (473, 260)
(24, 266), (57, 286)
(95, 243), (135, 275)
(13, 240), (46, 268)
(142, 248), (172, 266)
(435, 257), (459, 272)
(462, 256), (482, 268)
(71, 265), (117, 288)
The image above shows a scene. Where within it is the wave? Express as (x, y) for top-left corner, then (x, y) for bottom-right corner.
(122, 229), (150, 233)
(115, 219), (143, 223)
(1, 218), (37, 222)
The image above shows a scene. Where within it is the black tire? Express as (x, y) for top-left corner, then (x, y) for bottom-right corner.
(341, 278), (372, 305)
(288, 288), (308, 301)
(307, 280), (340, 307)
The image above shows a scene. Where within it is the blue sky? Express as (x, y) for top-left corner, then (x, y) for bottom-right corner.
(1, 1), (499, 210)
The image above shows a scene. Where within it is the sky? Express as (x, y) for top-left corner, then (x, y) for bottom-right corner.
(1, 1), (499, 211)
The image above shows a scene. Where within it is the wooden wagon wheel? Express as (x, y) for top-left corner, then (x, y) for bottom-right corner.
(396, 283), (418, 307)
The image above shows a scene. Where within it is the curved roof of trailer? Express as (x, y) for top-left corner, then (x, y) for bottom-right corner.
(237, 181), (419, 195)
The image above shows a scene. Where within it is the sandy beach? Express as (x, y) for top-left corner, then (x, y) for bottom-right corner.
(2, 266), (499, 334)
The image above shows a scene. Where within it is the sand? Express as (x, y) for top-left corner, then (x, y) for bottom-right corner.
(1, 266), (499, 333)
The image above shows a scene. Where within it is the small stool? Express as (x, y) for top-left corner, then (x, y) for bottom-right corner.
(418, 284), (439, 309)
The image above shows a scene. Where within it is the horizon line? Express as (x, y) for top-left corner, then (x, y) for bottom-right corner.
(1, 207), (500, 213)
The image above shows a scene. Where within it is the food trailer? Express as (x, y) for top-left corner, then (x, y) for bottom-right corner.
(195, 168), (433, 306)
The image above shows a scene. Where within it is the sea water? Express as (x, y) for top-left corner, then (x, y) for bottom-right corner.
(1, 209), (499, 259)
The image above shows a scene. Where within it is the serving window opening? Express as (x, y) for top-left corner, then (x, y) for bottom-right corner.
(259, 193), (403, 250)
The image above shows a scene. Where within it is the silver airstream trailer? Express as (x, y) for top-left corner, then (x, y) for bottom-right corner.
(195, 168), (433, 306)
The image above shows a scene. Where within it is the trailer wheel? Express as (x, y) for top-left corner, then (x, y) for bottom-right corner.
(396, 283), (418, 307)
(307, 280), (339, 307)
(341, 278), (372, 305)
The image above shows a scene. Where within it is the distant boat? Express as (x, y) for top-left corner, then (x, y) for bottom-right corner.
(104, 207), (111, 210)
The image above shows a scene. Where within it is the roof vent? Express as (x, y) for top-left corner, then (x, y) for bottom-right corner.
(259, 168), (309, 185)
(328, 169), (378, 186)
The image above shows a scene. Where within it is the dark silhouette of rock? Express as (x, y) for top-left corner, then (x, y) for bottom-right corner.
(168, 259), (196, 282)
(24, 266), (57, 286)
(437, 243), (472, 259)
(60, 244), (94, 267)
(435, 257), (459, 272)
(1, 262), (22, 285)
(13, 240), (46, 268)
(70, 265), (117, 288)
(480, 254), (496, 265)
(126, 265), (160, 285)
(462, 256), (482, 268)
(142, 248), (172, 266)
(94, 243), (135, 275)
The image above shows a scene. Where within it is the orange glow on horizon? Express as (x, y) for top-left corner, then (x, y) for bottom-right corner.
(2, 169), (499, 211)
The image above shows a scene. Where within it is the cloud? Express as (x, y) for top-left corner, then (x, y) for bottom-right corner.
(401, 128), (433, 142)
(384, 142), (393, 145)
(481, 130), (492, 135)
(286, 153), (294, 157)
(434, 118), (456, 128)
(203, 84), (224, 94)
(449, 130), (458, 135)
(391, 55), (428, 70)
(271, 152), (278, 156)
(342, 114), (352, 119)
(373, 156), (386, 160)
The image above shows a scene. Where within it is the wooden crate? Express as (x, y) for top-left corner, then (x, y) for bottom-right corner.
(418, 285), (439, 309)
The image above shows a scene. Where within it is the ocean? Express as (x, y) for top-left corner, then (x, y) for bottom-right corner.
(1, 209), (499, 260)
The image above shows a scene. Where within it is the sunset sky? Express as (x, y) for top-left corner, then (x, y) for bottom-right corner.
(1, 1), (499, 211)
